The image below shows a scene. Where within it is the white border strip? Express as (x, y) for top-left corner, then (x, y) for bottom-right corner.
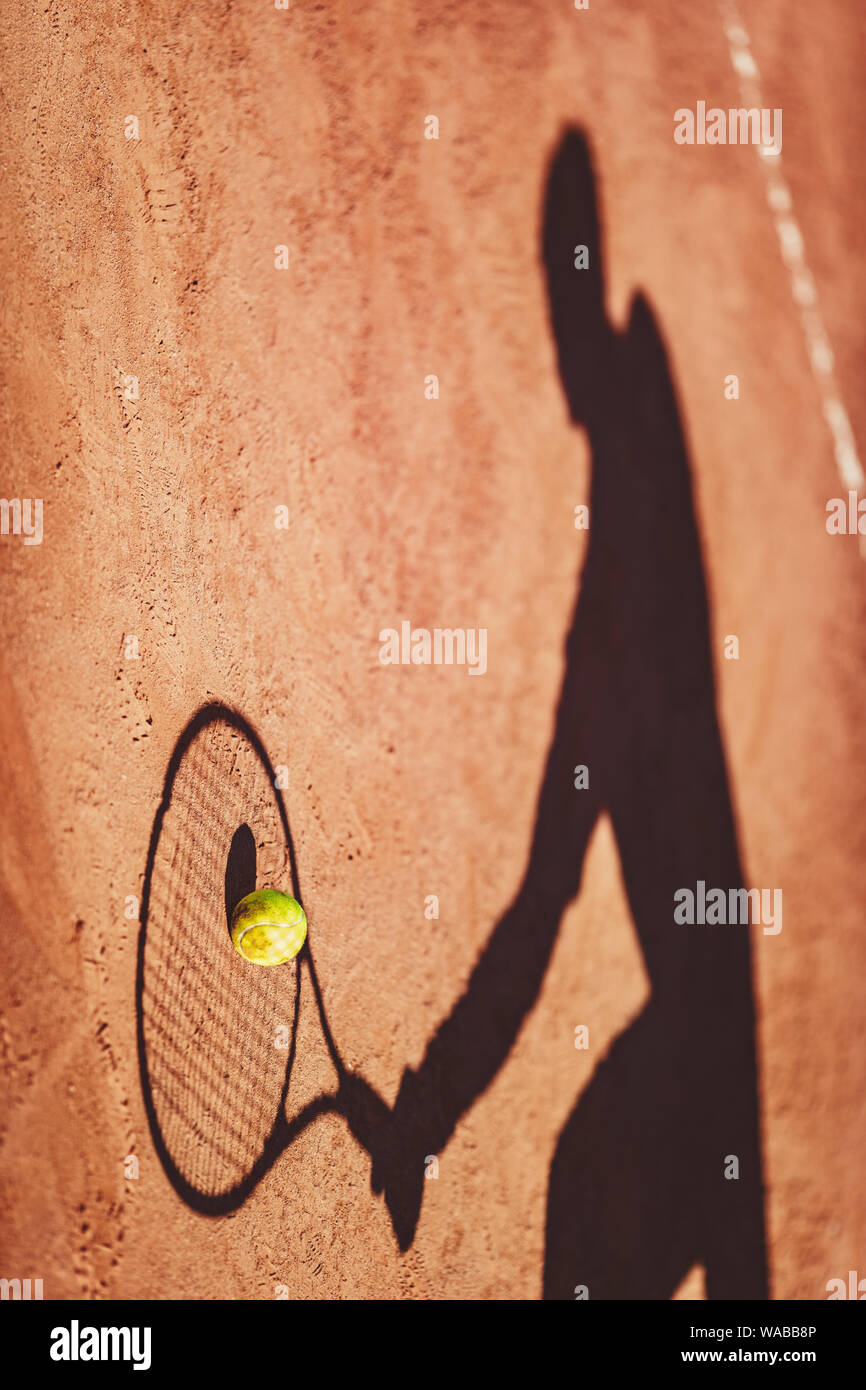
(719, 2), (864, 550)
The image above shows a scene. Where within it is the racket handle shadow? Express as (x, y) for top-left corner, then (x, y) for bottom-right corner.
(334, 1069), (423, 1250)
(300, 952), (426, 1248)
(335, 1069), (391, 1158)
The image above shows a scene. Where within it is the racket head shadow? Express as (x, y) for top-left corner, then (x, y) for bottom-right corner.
(136, 704), (302, 1213)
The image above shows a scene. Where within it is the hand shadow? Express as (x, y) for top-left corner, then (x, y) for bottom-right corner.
(373, 127), (769, 1300)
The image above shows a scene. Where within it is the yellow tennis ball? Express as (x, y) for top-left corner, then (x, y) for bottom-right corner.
(230, 889), (307, 966)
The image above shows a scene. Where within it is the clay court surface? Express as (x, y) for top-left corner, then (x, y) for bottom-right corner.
(2, 0), (865, 1299)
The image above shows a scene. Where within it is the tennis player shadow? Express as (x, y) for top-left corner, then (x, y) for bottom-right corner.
(137, 127), (769, 1297)
(369, 126), (769, 1299)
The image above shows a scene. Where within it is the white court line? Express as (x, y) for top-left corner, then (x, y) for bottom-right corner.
(718, 1), (865, 555)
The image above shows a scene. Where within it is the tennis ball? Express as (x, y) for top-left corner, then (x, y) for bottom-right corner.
(230, 889), (307, 966)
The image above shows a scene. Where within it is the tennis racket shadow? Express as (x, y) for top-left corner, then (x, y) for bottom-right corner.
(135, 702), (390, 1217)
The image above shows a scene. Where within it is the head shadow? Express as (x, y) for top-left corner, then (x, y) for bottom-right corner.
(542, 126), (611, 425)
